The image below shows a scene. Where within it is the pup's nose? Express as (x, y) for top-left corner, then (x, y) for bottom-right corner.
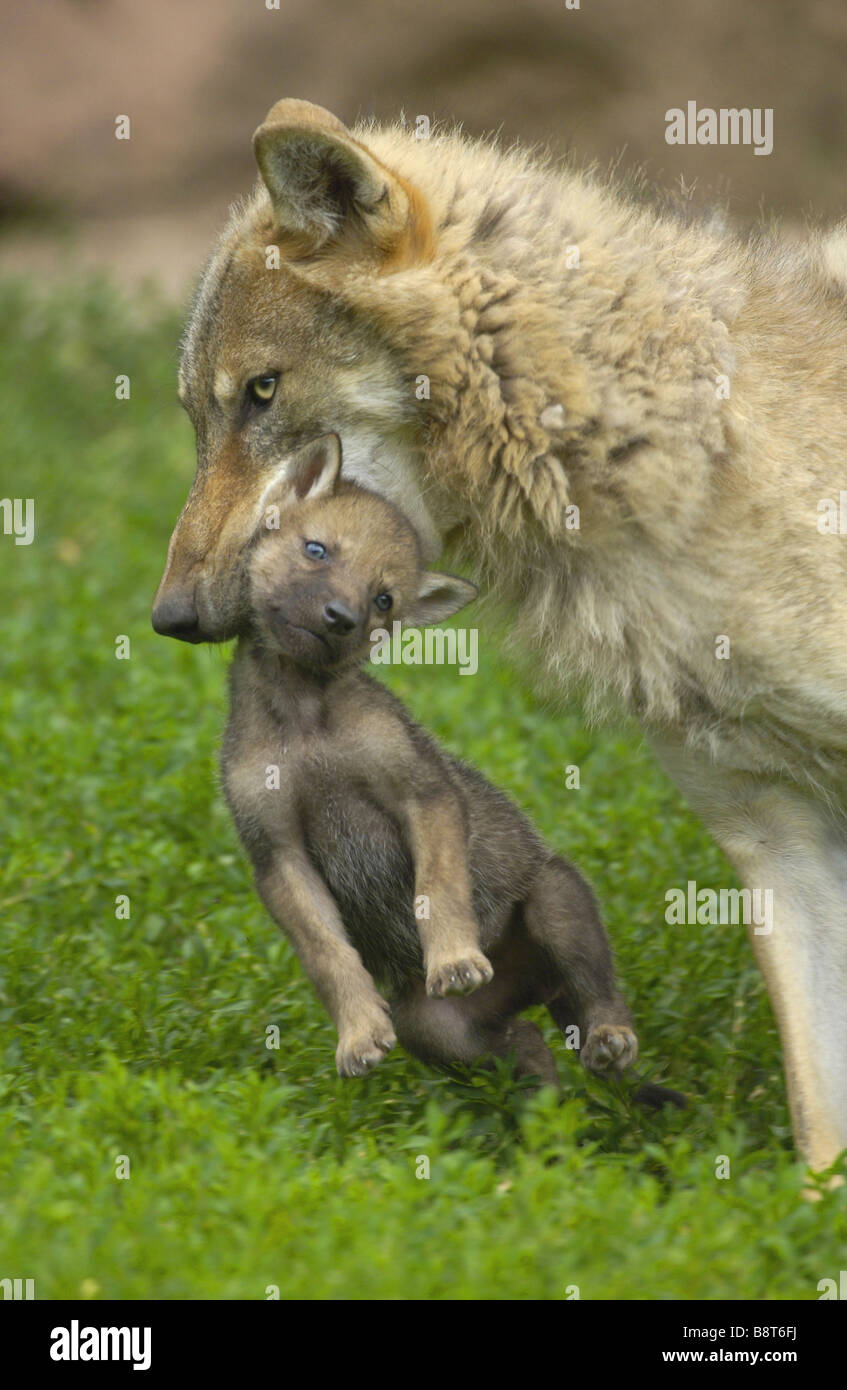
(152, 591), (204, 643)
(322, 600), (357, 635)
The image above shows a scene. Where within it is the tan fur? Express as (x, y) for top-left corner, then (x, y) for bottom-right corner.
(154, 99), (847, 1172)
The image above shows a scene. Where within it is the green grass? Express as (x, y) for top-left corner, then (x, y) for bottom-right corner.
(1, 277), (844, 1300)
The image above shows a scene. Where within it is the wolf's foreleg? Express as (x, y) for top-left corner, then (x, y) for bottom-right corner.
(652, 733), (847, 1174)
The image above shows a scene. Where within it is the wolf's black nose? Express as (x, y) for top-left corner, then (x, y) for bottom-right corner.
(322, 600), (357, 634)
(152, 592), (203, 643)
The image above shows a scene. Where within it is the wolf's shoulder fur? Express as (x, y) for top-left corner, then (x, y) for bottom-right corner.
(349, 122), (847, 761)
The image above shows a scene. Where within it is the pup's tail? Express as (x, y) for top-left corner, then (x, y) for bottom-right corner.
(630, 1076), (688, 1111)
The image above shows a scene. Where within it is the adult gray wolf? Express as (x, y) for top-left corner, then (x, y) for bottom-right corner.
(153, 97), (847, 1173)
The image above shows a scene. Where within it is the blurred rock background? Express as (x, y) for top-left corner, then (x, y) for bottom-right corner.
(3, 0), (846, 295)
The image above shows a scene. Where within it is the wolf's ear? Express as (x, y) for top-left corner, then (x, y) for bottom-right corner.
(253, 98), (432, 261)
(406, 572), (479, 627)
(258, 433), (342, 524)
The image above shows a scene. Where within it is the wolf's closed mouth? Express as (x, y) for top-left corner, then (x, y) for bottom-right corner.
(279, 617), (330, 650)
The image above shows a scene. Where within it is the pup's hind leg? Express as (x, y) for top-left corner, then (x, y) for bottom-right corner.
(523, 857), (638, 1076)
(392, 983), (559, 1086)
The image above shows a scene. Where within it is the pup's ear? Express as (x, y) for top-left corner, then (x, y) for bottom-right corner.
(258, 432), (342, 525)
(253, 98), (432, 261)
(287, 431), (342, 501)
(405, 572), (479, 627)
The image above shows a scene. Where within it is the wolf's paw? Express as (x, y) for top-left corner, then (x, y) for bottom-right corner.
(336, 1009), (396, 1078)
(426, 951), (494, 998)
(581, 1024), (638, 1075)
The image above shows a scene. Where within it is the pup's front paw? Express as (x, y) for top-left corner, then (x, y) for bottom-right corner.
(581, 1024), (638, 1075)
(426, 950), (494, 998)
(336, 1008), (396, 1078)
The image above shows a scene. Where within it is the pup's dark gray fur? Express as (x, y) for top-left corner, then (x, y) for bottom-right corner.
(222, 432), (682, 1105)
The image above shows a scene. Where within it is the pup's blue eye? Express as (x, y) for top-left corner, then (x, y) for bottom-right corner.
(374, 592), (393, 612)
(304, 540), (327, 559)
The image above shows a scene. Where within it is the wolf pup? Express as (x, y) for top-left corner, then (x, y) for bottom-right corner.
(222, 432), (667, 1096)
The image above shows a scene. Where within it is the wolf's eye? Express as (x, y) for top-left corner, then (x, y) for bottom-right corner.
(374, 592), (393, 612)
(249, 375), (278, 404)
(304, 540), (327, 560)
